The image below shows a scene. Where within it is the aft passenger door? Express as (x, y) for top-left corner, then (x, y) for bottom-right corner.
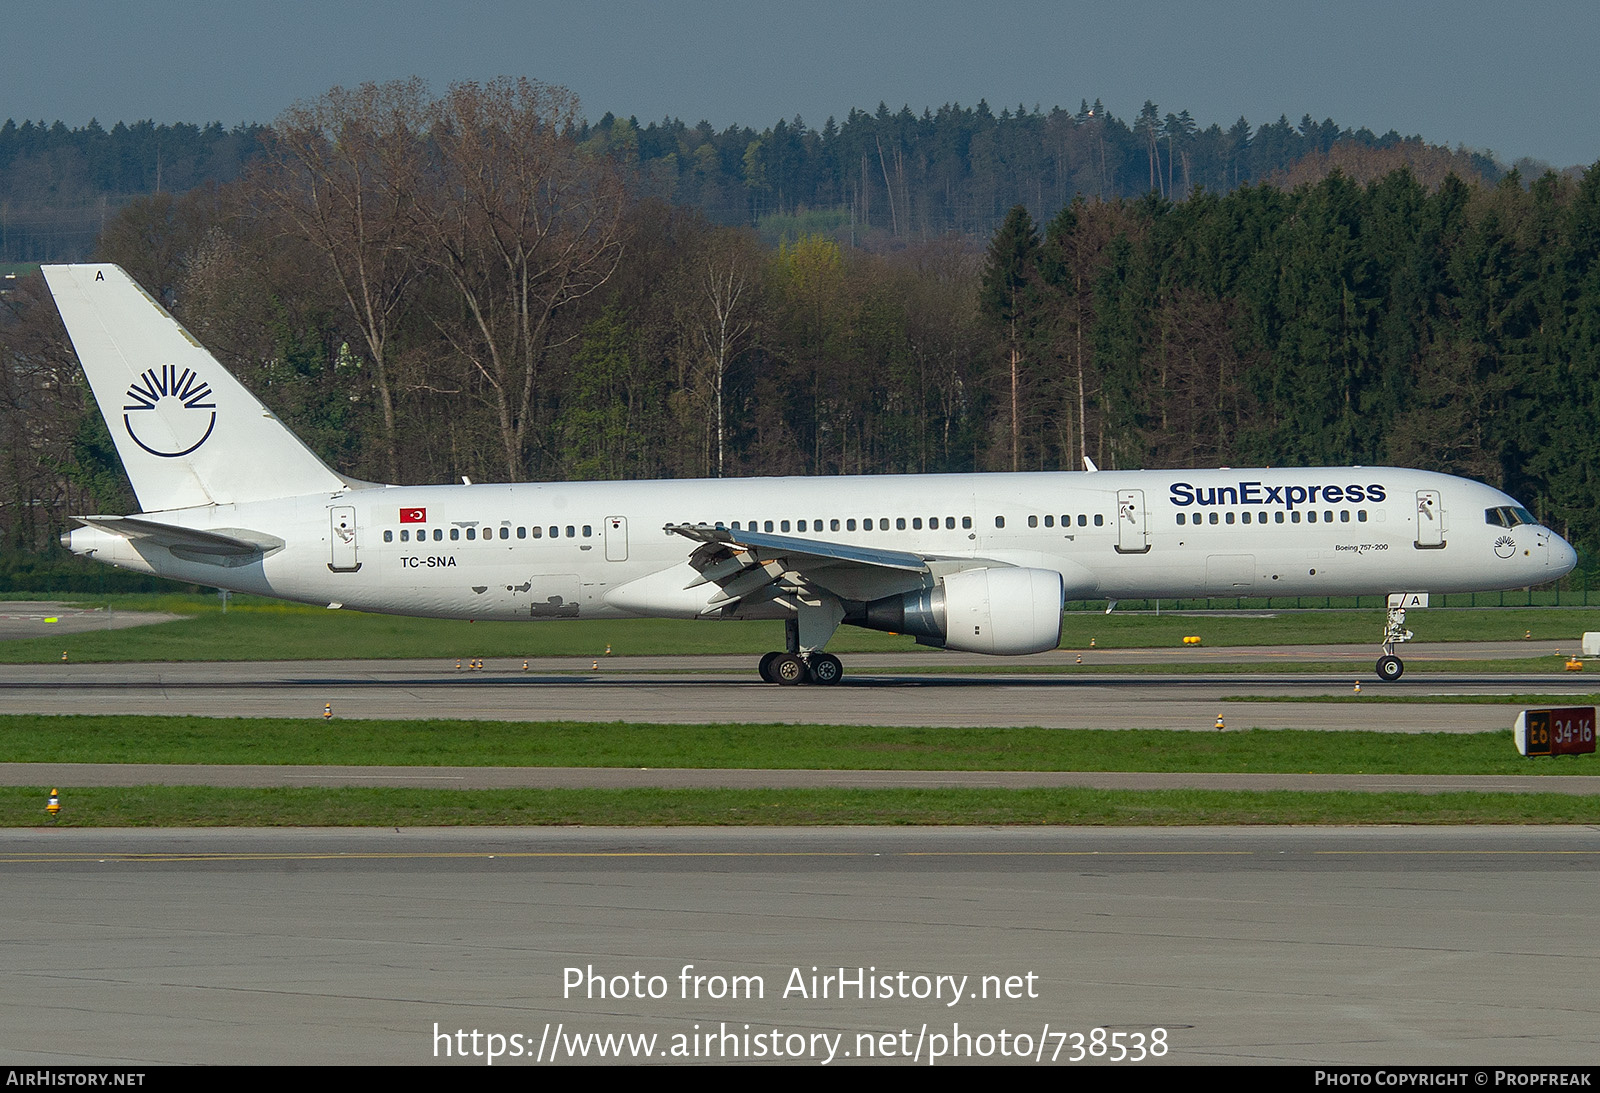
(328, 506), (360, 572)
(1115, 489), (1150, 554)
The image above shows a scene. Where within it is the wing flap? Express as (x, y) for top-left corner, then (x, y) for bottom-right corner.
(665, 523), (954, 612)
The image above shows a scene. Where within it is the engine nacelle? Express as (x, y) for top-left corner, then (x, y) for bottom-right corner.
(853, 567), (1065, 655)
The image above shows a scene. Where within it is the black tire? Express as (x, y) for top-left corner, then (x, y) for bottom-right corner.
(1376, 654), (1404, 682)
(773, 653), (807, 686)
(808, 653), (843, 685)
(758, 651), (781, 683)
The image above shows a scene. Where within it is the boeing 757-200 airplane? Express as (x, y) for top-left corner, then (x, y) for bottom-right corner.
(44, 264), (1577, 684)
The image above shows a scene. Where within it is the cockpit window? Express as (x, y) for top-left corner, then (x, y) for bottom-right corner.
(1484, 506), (1538, 528)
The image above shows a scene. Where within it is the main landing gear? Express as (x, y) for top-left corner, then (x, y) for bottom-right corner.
(757, 615), (844, 685)
(1376, 604), (1414, 682)
(758, 650), (843, 685)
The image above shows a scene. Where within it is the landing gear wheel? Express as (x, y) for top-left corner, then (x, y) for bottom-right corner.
(808, 653), (843, 685)
(758, 651), (781, 683)
(1376, 654), (1404, 682)
(772, 653), (807, 686)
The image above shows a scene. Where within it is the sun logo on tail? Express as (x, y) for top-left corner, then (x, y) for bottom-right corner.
(122, 364), (217, 457)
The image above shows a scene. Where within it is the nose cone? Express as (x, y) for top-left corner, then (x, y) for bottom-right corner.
(1553, 533), (1579, 577)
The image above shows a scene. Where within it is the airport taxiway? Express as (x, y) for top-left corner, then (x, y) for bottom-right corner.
(3, 825), (1597, 1066)
(0, 646), (1593, 731)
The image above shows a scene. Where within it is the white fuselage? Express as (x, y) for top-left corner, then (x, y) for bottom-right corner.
(69, 466), (1574, 630)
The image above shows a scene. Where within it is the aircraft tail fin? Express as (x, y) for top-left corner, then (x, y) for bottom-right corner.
(42, 264), (355, 511)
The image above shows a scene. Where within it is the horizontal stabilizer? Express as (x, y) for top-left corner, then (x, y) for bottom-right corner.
(75, 515), (284, 558)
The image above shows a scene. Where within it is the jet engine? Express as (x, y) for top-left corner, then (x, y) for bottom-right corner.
(851, 567), (1065, 655)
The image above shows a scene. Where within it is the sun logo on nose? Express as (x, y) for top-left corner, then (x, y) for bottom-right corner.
(122, 364), (216, 457)
(1494, 535), (1516, 559)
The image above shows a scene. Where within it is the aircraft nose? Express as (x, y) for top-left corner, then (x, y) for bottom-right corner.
(1555, 535), (1578, 576)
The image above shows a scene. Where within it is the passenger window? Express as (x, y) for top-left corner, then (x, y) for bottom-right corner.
(384, 530), (393, 542)
(549, 526), (558, 538)
(764, 521), (774, 532)
(1291, 512), (1301, 524)
(962, 517), (972, 529)
(897, 518), (906, 530)
(1241, 512), (1251, 524)
(532, 527), (542, 538)
(831, 519), (840, 531)
(1044, 515), (1054, 527)
(582, 525), (591, 537)
(797, 520), (806, 532)
(1177, 513), (1186, 525)
(1078, 515), (1087, 527)
(781, 520), (791, 532)
(913, 517), (923, 530)
(1275, 512), (1285, 524)
(847, 519), (857, 531)
(433, 529), (443, 541)
(1358, 510), (1367, 522)
(1028, 515), (1038, 528)
(995, 516), (1005, 528)
(566, 526), (576, 538)
(466, 527), (477, 540)
(1209, 513), (1219, 525)
(400, 530), (409, 542)
(1225, 512), (1235, 525)
(1340, 510), (1350, 523)
(451, 528), (461, 541)
(1307, 512), (1317, 524)
(517, 527), (526, 539)
(1094, 514), (1104, 526)
(500, 527), (510, 540)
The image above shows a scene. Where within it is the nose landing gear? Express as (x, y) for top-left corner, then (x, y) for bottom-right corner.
(1376, 602), (1415, 681)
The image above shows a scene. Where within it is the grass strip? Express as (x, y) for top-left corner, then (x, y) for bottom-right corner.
(5, 715), (1596, 775)
(6, 785), (1597, 827)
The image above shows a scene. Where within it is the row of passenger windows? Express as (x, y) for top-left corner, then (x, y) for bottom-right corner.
(383, 525), (593, 543)
(1176, 509), (1368, 525)
(380, 507), (1375, 543)
(1017, 514), (1107, 528)
(732, 516), (973, 533)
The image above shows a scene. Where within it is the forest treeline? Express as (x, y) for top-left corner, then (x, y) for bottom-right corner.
(3, 77), (1599, 576)
(2, 91), (1514, 263)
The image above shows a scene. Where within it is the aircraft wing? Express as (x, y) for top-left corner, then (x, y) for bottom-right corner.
(75, 515), (284, 559)
(665, 523), (991, 612)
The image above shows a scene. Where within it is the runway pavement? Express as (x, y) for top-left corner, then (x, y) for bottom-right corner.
(3, 826), (1597, 1066)
(1, 646), (1594, 731)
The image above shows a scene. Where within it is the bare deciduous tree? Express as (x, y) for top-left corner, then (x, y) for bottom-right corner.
(692, 227), (761, 476)
(422, 77), (628, 480)
(269, 78), (430, 482)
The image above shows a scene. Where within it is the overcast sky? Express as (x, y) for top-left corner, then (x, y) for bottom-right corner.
(4, 1), (1595, 168)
